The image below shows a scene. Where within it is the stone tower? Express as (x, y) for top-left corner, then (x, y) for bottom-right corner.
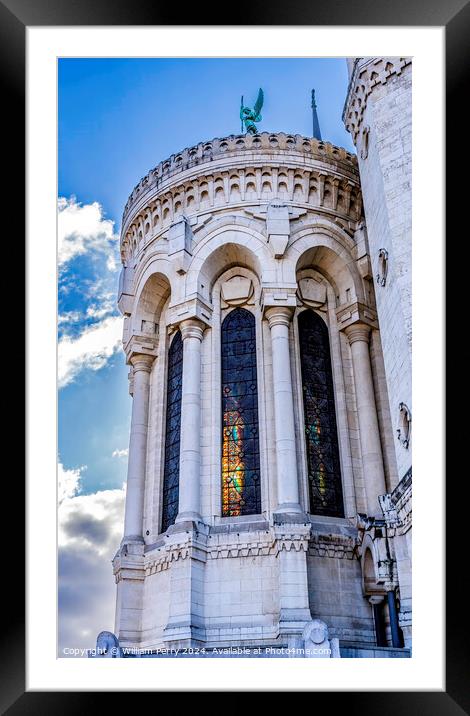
(107, 60), (412, 657)
(343, 57), (412, 646)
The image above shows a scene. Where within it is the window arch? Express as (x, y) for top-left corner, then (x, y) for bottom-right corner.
(161, 330), (183, 532)
(221, 307), (261, 516)
(298, 310), (344, 517)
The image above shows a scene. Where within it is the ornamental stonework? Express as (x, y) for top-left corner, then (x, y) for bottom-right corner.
(120, 132), (363, 269)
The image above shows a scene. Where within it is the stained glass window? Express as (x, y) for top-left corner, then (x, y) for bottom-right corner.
(221, 308), (261, 516)
(298, 310), (344, 517)
(161, 331), (183, 532)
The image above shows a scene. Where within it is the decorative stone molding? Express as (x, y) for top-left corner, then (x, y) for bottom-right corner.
(297, 276), (327, 308)
(119, 132), (363, 268)
(143, 525), (314, 571)
(245, 199), (308, 258)
(124, 333), (158, 366)
(354, 222), (373, 280)
(167, 215), (193, 275)
(112, 543), (145, 585)
(167, 297), (212, 330)
(220, 275), (254, 307)
(261, 287), (297, 319)
(308, 532), (356, 560)
(273, 521), (311, 552)
(118, 265), (135, 315)
(209, 526), (310, 559)
(122, 132), (358, 222)
(207, 538), (275, 560)
(377, 248), (389, 287)
(338, 301), (378, 334)
(397, 402), (412, 449)
(145, 529), (208, 575)
(343, 57), (412, 143)
(145, 544), (193, 575)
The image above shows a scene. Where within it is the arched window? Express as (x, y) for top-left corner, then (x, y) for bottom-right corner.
(161, 331), (183, 532)
(298, 310), (344, 517)
(221, 308), (261, 516)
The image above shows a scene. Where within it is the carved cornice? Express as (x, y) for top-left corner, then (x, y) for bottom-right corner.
(120, 133), (363, 266)
(308, 532), (357, 560)
(343, 57), (412, 143)
(143, 525), (313, 575)
(122, 132), (358, 225)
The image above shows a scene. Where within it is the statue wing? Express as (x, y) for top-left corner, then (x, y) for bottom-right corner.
(253, 87), (264, 117)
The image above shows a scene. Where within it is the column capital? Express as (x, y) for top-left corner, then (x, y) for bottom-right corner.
(336, 301), (378, 333)
(265, 305), (295, 329)
(344, 322), (372, 345)
(179, 317), (205, 342)
(129, 353), (155, 373)
(124, 332), (158, 365)
(167, 297), (212, 330)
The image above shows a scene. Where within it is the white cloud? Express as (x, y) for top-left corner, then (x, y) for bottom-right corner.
(58, 196), (119, 269)
(58, 461), (85, 504)
(58, 477), (126, 656)
(59, 483), (126, 556)
(112, 448), (128, 459)
(58, 310), (82, 326)
(58, 315), (123, 389)
(85, 296), (116, 321)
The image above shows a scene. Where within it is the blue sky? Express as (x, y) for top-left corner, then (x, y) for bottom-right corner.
(57, 57), (354, 654)
(58, 57), (354, 496)
(59, 58), (354, 225)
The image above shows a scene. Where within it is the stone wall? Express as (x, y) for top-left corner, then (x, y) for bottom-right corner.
(344, 58), (412, 480)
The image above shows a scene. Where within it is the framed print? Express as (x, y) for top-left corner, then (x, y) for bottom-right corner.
(3, 0), (465, 708)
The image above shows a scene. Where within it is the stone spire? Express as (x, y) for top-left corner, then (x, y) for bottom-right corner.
(311, 88), (322, 140)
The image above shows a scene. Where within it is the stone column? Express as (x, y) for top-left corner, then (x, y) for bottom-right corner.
(345, 323), (386, 516)
(175, 318), (205, 523)
(123, 353), (155, 543)
(265, 306), (301, 513)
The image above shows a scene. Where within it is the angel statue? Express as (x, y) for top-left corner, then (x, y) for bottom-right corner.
(240, 88), (264, 135)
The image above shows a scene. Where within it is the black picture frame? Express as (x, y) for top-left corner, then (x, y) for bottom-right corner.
(5, 0), (465, 710)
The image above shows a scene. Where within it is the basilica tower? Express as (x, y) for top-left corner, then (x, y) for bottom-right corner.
(108, 62), (412, 657)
